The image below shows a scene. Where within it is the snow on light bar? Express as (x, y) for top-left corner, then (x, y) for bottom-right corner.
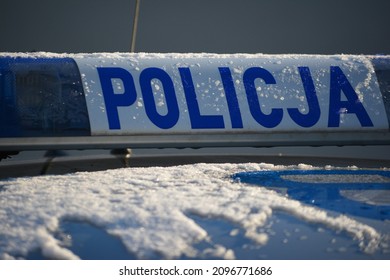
(0, 53), (389, 151)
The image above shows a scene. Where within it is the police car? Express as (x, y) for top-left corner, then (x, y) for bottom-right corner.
(0, 53), (389, 260)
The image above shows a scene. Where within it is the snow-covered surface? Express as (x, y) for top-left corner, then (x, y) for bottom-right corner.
(0, 162), (389, 260)
(1, 51), (389, 60)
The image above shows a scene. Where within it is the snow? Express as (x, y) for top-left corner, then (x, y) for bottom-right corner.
(1, 51), (389, 62)
(0, 163), (387, 260)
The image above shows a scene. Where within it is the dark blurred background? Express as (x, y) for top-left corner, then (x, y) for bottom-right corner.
(1, 0), (389, 54)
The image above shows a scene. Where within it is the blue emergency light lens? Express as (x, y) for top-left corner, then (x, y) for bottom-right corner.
(0, 57), (90, 137)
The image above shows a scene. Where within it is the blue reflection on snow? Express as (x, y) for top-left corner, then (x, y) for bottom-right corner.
(233, 170), (390, 221)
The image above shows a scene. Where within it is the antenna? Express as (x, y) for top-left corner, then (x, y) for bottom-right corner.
(131, 0), (141, 52)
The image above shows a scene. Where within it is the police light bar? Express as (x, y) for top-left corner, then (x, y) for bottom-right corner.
(1, 53), (389, 151)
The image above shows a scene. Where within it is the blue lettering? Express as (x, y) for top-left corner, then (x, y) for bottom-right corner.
(328, 66), (373, 127)
(243, 67), (283, 128)
(219, 67), (243, 128)
(97, 67), (137, 129)
(287, 67), (321, 127)
(98, 65), (375, 132)
(179, 67), (225, 129)
(139, 68), (179, 129)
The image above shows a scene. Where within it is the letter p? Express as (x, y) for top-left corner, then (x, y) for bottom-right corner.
(97, 67), (137, 129)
